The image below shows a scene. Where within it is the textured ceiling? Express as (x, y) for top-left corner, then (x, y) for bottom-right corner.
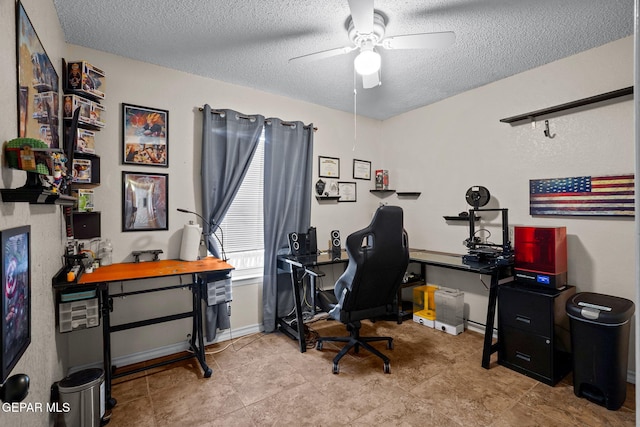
(52, 0), (634, 120)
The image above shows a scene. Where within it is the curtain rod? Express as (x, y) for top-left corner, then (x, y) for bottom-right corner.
(198, 107), (317, 131)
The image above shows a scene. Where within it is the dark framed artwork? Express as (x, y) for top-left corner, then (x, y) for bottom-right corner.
(122, 104), (169, 167)
(122, 172), (168, 231)
(16, 1), (59, 147)
(353, 159), (371, 180)
(1, 225), (31, 383)
(318, 156), (340, 178)
(338, 181), (357, 202)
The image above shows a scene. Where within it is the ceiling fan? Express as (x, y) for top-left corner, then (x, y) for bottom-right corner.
(289, 0), (456, 89)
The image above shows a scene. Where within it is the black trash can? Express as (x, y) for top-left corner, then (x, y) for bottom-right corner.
(566, 292), (634, 410)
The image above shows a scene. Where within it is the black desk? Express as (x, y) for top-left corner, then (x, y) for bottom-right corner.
(408, 250), (514, 369)
(277, 251), (349, 352)
(278, 249), (513, 369)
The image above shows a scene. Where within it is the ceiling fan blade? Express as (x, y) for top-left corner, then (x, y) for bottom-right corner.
(289, 46), (355, 64)
(362, 70), (381, 89)
(348, 0), (374, 34)
(381, 31), (456, 50)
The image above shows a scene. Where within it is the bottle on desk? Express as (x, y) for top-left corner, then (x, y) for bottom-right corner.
(99, 239), (113, 266)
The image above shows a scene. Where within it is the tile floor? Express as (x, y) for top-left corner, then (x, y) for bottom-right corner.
(107, 318), (635, 426)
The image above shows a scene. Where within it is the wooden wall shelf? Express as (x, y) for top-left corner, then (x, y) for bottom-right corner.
(499, 86), (633, 124)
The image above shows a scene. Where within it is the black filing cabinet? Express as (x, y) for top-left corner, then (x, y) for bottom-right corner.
(498, 282), (575, 385)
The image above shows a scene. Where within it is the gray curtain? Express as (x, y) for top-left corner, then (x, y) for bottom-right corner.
(201, 104), (264, 340)
(262, 118), (314, 333)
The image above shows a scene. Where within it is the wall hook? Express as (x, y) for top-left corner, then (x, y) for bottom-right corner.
(543, 120), (555, 138)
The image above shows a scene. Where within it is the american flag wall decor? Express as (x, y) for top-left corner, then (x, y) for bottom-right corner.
(530, 174), (635, 217)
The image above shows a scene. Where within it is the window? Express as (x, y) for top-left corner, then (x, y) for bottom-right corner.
(217, 131), (264, 278)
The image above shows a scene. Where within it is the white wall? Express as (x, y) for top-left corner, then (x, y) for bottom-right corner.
(0, 1), (68, 426)
(383, 37), (636, 372)
(62, 44), (385, 366)
(0, 4), (635, 417)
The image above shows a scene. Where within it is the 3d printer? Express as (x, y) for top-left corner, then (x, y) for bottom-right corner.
(461, 186), (513, 266)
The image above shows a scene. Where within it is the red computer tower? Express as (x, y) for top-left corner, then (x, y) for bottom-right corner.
(514, 226), (567, 288)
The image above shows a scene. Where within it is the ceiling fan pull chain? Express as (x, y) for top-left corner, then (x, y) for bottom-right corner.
(353, 69), (358, 151)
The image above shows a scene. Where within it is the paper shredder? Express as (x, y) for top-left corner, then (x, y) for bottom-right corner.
(566, 292), (634, 410)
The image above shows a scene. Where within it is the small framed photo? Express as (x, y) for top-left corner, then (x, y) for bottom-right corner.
(122, 104), (168, 167)
(353, 159), (371, 180)
(122, 172), (168, 232)
(319, 156), (340, 178)
(1, 225), (31, 383)
(338, 181), (357, 202)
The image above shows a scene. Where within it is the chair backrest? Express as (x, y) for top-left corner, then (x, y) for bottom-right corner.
(333, 205), (409, 322)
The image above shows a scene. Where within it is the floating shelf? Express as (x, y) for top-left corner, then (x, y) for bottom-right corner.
(443, 215), (481, 222)
(370, 189), (396, 197)
(1, 188), (75, 206)
(316, 196), (340, 201)
(396, 192), (421, 198)
(500, 86), (633, 124)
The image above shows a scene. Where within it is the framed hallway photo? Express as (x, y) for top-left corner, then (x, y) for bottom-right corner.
(353, 159), (371, 180)
(16, 1), (59, 147)
(122, 104), (169, 167)
(1, 225), (31, 383)
(318, 156), (340, 178)
(122, 172), (169, 231)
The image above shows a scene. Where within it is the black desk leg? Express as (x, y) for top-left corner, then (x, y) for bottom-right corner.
(291, 266), (307, 353)
(100, 286), (117, 409)
(481, 273), (499, 369)
(191, 274), (212, 378)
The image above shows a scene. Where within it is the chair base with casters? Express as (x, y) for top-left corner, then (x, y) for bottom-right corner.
(316, 320), (393, 374)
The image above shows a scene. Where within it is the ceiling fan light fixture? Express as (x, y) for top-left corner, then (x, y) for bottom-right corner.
(354, 46), (381, 76)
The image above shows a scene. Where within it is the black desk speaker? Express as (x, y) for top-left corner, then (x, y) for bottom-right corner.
(330, 230), (341, 255)
(288, 232), (306, 256)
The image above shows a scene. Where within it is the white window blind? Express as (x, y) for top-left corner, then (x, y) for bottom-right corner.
(218, 131), (264, 274)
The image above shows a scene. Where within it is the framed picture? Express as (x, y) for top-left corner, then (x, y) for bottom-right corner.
(338, 181), (357, 202)
(1, 225), (31, 383)
(16, 1), (59, 147)
(530, 174), (635, 217)
(122, 172), (168, 231)
(353, 159), (371, 180)
(319, 156), (340, 178)
(122, 104), (169, 167)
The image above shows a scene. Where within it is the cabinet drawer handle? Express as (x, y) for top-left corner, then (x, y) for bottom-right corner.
(515, 351), (531, 362)
(515, 315), (531, 324)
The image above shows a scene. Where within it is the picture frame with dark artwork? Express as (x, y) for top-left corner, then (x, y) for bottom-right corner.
(122, 172), (169, 231)
(16, 1), (59, 148)
(1, 225), (31, 383)
(122, 104), (169, 167)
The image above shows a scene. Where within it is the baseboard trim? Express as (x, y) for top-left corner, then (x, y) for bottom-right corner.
(68, 323), (264, 375)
